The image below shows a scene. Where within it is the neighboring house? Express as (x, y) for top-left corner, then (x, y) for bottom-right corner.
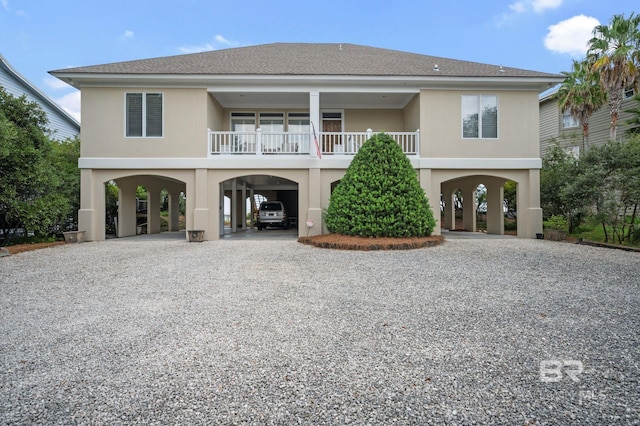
(0, 54), (80, 140)
(539, 86), (637, 156)
(50, 43), (561, 241)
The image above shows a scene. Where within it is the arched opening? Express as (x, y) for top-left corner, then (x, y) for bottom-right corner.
(220, 174), (298, 237)
(441, 174), (518, 236)
(104, 174), (186, 238)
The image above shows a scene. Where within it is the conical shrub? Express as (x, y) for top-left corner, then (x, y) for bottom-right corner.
(324, 133), (436, 237)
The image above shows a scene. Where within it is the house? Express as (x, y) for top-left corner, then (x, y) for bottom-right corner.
(50, 43), (562, 241)
(1, 54), (79, 140)
(539, 86), (637, 156)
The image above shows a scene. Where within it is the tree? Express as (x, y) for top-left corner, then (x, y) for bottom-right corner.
(578, 138), (640, 243)
(324, 133), (436, 237)
(50, 136), (80, 230)
(555, 58), (606, 151)
(503, 180), (517, 219)
(540, 144), (586, 233)
(587, 12), (640, 141)
(0, 88), (68, 244)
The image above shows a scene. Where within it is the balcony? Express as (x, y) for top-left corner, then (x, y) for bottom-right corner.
(208, 129), (419, 156)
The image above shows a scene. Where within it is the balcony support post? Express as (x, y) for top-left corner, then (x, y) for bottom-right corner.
(256, 128), (262, 156)
(310, 91), (320, 157)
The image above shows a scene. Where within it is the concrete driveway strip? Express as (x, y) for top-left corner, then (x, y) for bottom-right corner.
(0, 238), (638, 424)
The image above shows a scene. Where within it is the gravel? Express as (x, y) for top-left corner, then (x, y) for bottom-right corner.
(0, 236), (638, 425)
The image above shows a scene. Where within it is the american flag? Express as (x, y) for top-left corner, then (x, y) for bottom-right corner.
(311, 122), (322, 159)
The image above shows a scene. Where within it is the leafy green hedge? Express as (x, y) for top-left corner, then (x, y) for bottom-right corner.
(324, 133), (436, 237)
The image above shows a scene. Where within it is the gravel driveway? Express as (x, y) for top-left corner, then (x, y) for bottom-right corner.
(1, 237), (638, 425)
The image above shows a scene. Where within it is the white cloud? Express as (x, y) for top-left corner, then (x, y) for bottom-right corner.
(178, 34), (236, 54)
(531, 0), (562, 13)
(214, 35), (233, 46)
(544, 15), (600, 56)
(119, 30), (134, 41)
(509, 2), (526, 13)
(179, 43), (214, 54)
(501, 0), (563, 23)
(44, 76), (72, 90)
(55, 91), (81, 122)
(1, 0), (8, 11)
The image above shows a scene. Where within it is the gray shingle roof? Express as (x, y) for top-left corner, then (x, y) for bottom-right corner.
(51, 43), (559, 78)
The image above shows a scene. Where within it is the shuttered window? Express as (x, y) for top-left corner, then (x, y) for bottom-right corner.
(126, 93), (163, 137)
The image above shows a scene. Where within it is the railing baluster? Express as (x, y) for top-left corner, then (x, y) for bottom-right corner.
(209, 130), (419, 156)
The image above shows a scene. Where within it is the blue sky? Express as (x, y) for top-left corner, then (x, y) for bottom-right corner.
(0, 0), (637, 122)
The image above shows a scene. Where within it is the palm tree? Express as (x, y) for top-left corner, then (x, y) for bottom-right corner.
(587, 13), (640, 141)
(555, 58), (606, 152)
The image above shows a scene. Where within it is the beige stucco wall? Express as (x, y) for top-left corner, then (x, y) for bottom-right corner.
(81, 87), (209, 158)
(344, 109), (404, 132)
(420, 90), (540, 159)
(207, 93), (224, 131)
(403, 94), (420, 132)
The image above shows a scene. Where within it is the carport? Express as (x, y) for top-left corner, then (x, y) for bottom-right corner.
(221, 174), (298, 237)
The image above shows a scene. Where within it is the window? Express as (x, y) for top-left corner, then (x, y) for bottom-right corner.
(566, 146), (580, 158)
(126, 93), (163, 137)
(230, 112), (256, 152)
(260, 112), (284, 152)
(288, 113), (310, 153)
(624, 88), (635, 99)
(562, 110), (579, 129)
(230, 112), (256, 132)
(462, 95), (497, 138)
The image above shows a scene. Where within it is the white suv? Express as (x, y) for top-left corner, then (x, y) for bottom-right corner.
(257, 201), (289, 230)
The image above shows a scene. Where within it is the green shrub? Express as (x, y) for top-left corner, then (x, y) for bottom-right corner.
(543, 215), (568, 230)
(324, 133), (436, 237)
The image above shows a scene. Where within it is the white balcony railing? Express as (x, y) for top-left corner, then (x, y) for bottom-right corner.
(208, 129), (419, 156)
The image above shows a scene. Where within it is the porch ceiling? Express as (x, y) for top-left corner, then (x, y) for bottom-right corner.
(211, 91), (415, 109)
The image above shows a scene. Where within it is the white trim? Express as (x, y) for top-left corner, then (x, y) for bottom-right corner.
(461, 94), (499, 139)
(79, 157), (541, 170)
(419, 158), (541, 169)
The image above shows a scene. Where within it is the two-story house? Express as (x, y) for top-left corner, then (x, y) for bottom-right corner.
(50, 43), (561, 241)
(539, 86), (638, 156)
(1, 53), (79, 140)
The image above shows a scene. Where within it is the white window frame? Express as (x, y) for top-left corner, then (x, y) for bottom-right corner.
(561, 109), (579, 129)
(287, 112), (310, 153)
(229, 112), (256, 153)
(321, 110), (344, 132)
(461, 95), (498, 139)
(259, 112), (285, 152)
(229, 112), (256, 131)
(125, 92), (164, 138)
(624, 88), (635, 99)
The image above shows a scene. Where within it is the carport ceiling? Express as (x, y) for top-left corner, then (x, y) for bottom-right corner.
(222, 175), (297, 191)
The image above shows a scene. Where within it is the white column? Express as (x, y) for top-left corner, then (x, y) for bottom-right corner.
(310, 91), (320, 157)
(219, 183), (225, 236)
(256, 128), (262, 156)
(231, 178), (237, 233)
(249, 187), (255, 229)
(241, 182), (247, 230)
(486, 181), (504, 235)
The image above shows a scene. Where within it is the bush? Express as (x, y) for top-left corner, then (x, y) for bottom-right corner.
(324, 133), (436, 237)
(543, 215), (568, 230)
